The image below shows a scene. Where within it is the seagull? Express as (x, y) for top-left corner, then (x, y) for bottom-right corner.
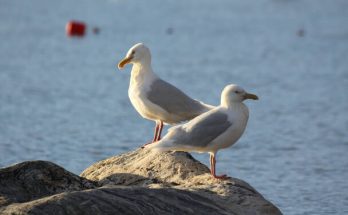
(145, 84), (258, 179)
(118, 43), (213, 145)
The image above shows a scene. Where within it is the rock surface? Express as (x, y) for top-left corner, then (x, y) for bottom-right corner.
(0, 148), (282, 215)
(0, 161), (96, 208)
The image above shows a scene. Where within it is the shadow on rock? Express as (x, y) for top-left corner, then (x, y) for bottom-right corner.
(2, 187), (232, 215)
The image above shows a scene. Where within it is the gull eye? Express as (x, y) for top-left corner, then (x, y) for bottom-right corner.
(235, 90), (239, 94)
(131, 50), (135, 55)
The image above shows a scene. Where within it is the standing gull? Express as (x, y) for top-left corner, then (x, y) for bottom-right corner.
(146, 84), (258, 179)
(118, 43), (213, 144)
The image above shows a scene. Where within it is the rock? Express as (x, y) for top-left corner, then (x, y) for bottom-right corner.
(2, 187), (231, 215)
(0, 160), (96, 208)
(0, 148), (282, 215)
(81, 148), (282, 215)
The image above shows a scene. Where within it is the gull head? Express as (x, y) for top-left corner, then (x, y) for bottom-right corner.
(221, 84), (258, 106)
(118, 43), (151, 69)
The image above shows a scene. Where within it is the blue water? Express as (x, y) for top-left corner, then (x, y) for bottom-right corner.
(1, 0), (348, 214)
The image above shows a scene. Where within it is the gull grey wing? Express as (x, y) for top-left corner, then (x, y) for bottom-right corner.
(172, 111), (232, 148)
(147, 79), (208, 118)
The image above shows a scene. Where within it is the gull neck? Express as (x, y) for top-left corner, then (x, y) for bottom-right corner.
(221, 100), (244, 110)
(130, 61), (158, 84)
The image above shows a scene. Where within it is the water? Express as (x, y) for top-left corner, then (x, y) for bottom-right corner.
(1, 0), (347, 214)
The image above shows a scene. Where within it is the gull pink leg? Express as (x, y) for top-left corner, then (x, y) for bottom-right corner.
(210, 154), (214, 175)
(155, 120), (164, 141)
(141, 121), (159, 148)
(152, 121), (160, 142)
(209, 153), (230, 180)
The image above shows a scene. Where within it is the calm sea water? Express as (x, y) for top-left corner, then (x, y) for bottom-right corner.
(1, 0), (347, 214)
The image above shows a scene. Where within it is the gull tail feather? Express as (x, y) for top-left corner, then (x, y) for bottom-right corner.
(144, 139), (175, 152)
(196, 100), (215, 112)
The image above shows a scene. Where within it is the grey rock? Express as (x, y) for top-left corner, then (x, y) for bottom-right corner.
(2, 187), (231, 215)
(0, 149), (282, 215)
(0, 160), (96, 208)
(81, 148), (282, 215)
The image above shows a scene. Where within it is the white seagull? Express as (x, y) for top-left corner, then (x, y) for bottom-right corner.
(118, 43), (213, 145)
(146, 84), (258, 179)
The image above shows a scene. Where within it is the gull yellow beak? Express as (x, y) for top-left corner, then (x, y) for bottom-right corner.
(244, 93), (259, 100)
(118, 56), (133, 70)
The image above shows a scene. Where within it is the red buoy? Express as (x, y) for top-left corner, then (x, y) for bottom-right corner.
(66, 21), (86, 37)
